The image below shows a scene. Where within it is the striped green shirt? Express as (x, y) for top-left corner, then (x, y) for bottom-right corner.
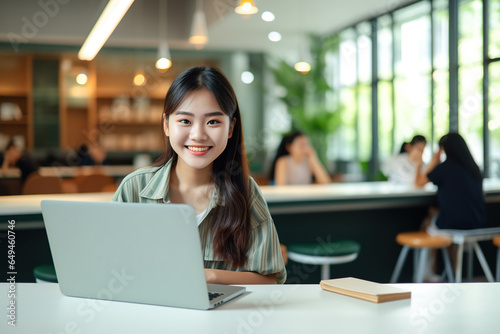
(112, 160), (287, 284)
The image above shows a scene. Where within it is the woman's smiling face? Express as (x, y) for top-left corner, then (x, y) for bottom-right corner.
(164, 89), (235, 170)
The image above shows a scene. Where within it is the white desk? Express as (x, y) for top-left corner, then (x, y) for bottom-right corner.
(1, 283), (499, 333)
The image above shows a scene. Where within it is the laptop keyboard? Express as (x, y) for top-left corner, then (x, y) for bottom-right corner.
(208, 292), (224, 301)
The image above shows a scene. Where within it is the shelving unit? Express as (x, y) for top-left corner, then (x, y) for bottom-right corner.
(59, 56), (96, 151)
(0, 52), (221, 155)
(94, 55), (171, 153)
(0, 54), (33, 150)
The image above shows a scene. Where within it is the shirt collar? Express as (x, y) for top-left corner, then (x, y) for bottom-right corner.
(138, 159), (225, 209)
(139, 160), (172, 202)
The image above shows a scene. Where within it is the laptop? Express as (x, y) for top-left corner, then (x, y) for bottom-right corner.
(40, 200), (246, 310)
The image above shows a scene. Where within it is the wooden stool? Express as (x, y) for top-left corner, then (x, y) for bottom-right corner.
(494, 236), (500, 282)
(390, 231), (454, 283)
(287, 240), (360, 280)
(441, 227), (500, 282)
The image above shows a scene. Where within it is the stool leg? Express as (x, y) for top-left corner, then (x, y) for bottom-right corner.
(441, 247), (454, 283)
(472, 241), (495, 282)
(416, 248), (429, 283)
(455, 243), (464, 283)
(413, 249), (419, 283)
(466, 242), (473, 281)
(496, 247), (500, 282)
(390, 246), (410, 283)
(321, 264), (330, 281)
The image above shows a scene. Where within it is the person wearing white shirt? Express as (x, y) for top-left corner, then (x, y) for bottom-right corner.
(383, 135), (427, 186)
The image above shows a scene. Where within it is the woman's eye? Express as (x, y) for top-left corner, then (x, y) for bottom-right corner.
(208, 120), (220, 125)
(179, 119), (191, 124)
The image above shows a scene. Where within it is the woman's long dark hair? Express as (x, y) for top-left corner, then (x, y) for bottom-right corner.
(268, 131), (303, 181)
(439, 133), (482, 180)
(399, 135), (427, 153)
(154, 66), (250, 269)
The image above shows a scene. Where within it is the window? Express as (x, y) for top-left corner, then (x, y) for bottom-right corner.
(318, 0), (499, 179)
(458, 0), (483, 167)
(393, 2), (432, 160)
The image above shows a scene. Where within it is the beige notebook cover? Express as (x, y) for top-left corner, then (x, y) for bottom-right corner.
(320, 277), (411, 303)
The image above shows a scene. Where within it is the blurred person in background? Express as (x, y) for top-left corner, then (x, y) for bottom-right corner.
(1, 139), (38, 182)
(269, 131), (331, 185)
(383, 135), (427, 186)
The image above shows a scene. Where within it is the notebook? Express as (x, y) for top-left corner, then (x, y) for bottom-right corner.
(41, 200), (246, 310)
(320, 277), (411, 303)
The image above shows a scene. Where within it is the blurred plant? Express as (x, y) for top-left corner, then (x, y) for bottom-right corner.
(270, 35), (340, 165)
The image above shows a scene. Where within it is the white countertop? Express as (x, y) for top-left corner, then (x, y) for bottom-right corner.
(0, 165), (137, 179)
(1, 282), (498, 333)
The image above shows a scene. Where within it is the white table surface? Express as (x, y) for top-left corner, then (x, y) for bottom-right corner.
(1, 282), (499, 333)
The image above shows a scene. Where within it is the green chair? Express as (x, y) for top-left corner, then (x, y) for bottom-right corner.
(287, 240), (361, 280)
(33, 264), (58, 283)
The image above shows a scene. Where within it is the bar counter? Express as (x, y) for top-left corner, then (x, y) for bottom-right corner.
(1, 180), (500, 283)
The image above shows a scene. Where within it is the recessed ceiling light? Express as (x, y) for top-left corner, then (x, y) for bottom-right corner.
(268, 31), (282, 42)
(261, 11), (275, 22)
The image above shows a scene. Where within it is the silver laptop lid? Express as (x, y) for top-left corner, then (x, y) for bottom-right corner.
(41, 200), (212, 309)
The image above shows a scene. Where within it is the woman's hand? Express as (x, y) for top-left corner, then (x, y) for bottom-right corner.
(204, 268), (277, 285)
(430, 148), (443, 168)
(204, 268), (217, 283)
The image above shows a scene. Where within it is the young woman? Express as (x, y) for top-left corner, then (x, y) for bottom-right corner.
(384, 135), (427, 186)
(269, 131), (331, 185)
(420, 133), (485, 231)
(112, 66), (286, 284)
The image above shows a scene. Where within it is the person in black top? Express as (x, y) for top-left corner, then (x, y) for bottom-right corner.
(1, 140), (39, 183)
(421, 133), (485, 230)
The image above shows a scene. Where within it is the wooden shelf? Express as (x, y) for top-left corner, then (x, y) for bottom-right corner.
(0, 120), (27, 125)
(0, 90), (28, 97)
(98, 121), (159, 126)
(0, 53), (33, 150)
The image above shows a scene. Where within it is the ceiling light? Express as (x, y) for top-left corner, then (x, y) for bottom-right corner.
(294, 61), (311, 74)
(235, 0), (258, 15)
(133, 73), (146, 86)
(261, 11), (275, 22)
(156, 0), (172, 72)
(156, 56), (172, 71)
(241, 71), (254, 84)
(268, 31), (282, 42)
(78, 0), (135, 61)
(189, 0), (208, 49)
(76, 73), (88, 85)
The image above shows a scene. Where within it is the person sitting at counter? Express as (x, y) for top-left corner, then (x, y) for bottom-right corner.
(1, 139), (38, 182)
(415, 133), (485, 281)
(112, 66), (286, 285)
(269, 131), (331, 185)
(75, 142), (107, 166)
(383, 135), (427, 186)
(419, 132), (485, 232)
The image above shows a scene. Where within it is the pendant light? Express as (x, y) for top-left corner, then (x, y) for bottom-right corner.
(189, 0), (208, 49)
(155, 0), (172, 71)
(235, 0), (258, 15)
(294, 39), (311, 74)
